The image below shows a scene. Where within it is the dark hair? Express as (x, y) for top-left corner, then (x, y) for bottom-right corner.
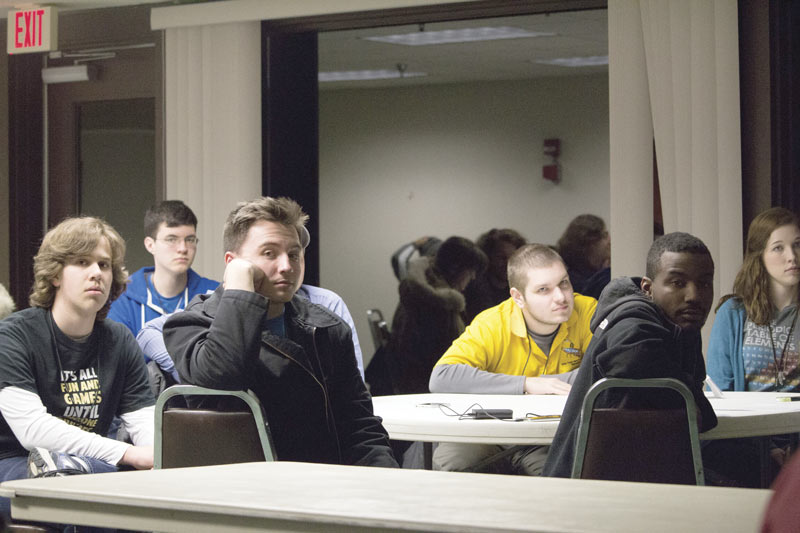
(433, 237), (488, 287)
(144, 200), (198, 238)
(645, 232), (712, 279)
(507, 244), (566, 291)
(557, 214), (608, 273)
(476, 228), (526, 257)
(723, 207), (800, 324)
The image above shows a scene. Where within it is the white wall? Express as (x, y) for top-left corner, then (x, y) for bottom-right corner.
(319, 73), (609, 364)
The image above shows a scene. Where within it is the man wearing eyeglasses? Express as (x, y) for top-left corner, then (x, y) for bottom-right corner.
(108, 200), (218, 336)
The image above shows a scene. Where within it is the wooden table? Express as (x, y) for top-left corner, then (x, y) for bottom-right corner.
(0, 461), (772, 533)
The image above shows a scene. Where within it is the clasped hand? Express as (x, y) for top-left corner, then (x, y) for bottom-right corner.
(524, 376), (572, 395)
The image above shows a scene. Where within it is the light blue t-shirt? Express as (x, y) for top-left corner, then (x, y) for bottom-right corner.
(146, 275), (189, 315)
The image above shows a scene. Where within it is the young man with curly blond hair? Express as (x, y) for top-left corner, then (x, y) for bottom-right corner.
(0, 217), (154, 522)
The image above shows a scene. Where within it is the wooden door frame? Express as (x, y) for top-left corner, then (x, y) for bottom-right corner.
(8, 5), (162, 307)
(8, 53), (44, 309)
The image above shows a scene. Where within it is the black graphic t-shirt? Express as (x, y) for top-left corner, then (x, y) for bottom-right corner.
(0, 307), (154, 459)
(52, 324), (105, 432)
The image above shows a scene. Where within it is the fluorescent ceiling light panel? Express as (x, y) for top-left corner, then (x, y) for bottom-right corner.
(535, 55), (609, 67)
(319, 69), (427, 82)
(363, 27), (555, 46)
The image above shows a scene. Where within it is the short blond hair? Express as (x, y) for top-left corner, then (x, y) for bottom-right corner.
(29, 217), (128, 320)
(507, 244), (565, 292)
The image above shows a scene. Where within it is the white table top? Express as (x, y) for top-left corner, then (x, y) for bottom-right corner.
(372, 391), (800, 444)
(0, 461), (772, 533)
(373, 393), (566, 444)
(704, 391), (800, 439)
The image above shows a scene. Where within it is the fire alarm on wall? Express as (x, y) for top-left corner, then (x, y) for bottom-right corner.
(544, 138), (560, 157)
(543, 138), (561, 182)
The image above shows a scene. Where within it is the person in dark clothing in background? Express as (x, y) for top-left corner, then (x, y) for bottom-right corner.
(557, 214), (611, 299)
(543, 232), (718, 478)
(164, 196), (397, 468)
(387, 236), (488, 396)
(390, 236), (442, 281)
(464, 228), (526, 322)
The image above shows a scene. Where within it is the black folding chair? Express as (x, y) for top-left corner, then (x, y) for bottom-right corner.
(366, 308), (391, 350)
(154, 385), (276, 469)
(572, 377), (704, 485)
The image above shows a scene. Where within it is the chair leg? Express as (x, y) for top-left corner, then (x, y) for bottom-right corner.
(758, 437), (771, 488)
(423, 442), (433, 470)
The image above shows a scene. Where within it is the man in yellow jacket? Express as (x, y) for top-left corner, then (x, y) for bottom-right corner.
(429, 243), (597, 475)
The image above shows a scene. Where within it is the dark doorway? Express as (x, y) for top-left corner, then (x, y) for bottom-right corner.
(78, 98), (156, 272)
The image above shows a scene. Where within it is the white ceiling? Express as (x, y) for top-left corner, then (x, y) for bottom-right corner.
(2, 2), (608, 89)
(318, 9), (608, 90)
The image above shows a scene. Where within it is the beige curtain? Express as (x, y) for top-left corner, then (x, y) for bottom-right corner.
(609, 0), (742, 318)
(608, 0), (654, 278)
(164, 22), (262, 282)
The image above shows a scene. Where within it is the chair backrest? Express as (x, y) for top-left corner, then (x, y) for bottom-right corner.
(366, 308), (391, 350)
(571, 377), (704, 485)
(154, 385), (276, 469)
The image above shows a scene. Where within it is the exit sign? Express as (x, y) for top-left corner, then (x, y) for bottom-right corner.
(7, 7), (58, 54)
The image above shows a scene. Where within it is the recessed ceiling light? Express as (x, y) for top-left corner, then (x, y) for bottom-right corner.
(319, 69), (427, 82)
(535, 55), (609, 67)
(363, 27), (556, 46)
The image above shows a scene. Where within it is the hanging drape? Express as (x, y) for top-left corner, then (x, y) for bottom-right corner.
(609, 0), (742, 308)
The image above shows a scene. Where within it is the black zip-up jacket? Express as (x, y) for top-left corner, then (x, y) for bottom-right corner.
(164, 287), (398, 467)
(542, 277), (718, 478)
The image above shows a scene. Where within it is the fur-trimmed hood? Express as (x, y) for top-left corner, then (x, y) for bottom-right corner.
(388, 257), (468, 394)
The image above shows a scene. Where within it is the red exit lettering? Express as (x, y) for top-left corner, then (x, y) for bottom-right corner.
(15, 9), (45, 49)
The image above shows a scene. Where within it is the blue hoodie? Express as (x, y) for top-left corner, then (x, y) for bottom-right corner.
(107, 266), (219, 336)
